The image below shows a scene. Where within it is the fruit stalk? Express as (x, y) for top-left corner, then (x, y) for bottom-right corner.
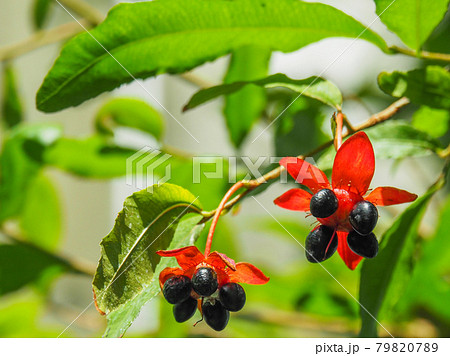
(204, 181), (245, 255)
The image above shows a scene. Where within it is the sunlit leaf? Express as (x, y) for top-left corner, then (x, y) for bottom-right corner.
(36, 0), (386, 112)
(374, 0), (450, 51)
(412, 106), (450, 138)
(0, 124), (61, 223)
(378, 66), (450, 109)
(19, 173), (61, 251)
(359, 177), (444, 337)
(95, 97), (164, 140)
(92, 184), (203, 336)
(185, 73), (343, 112)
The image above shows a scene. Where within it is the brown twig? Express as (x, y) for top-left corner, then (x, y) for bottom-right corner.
(0, 20), (92, 62)
(201, 97), (411, 219)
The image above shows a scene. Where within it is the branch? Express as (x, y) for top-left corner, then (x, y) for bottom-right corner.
(390, 45), (450, 63)
(0, 224), (95, 276)
(0, 20), (91, 62)
(58, 0), (104, 26)
(201, 97), (411, 219)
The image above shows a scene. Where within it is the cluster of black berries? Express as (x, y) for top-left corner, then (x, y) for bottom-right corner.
(306, 188), (379, 262)
(162, 267), (246, 331)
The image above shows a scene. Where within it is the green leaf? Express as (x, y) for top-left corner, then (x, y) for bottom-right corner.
(359, 178), (444, 337)
(374, 0), (450, 51)
(95, 97), (164, 140)
(185, 73), (343, 112)
(317, 121), (441, 171)
(223, 45), (270, 147)
(0, 124), (61, 223)
(0, 242), (71, 296)
(412, 106), (450, 138)
(36, 0), (387, 112)
(43, 136), (138, 178)
(104, 214), (204, 337)
(19, 173), (61, 251)
(32, 0), (53, 30)
(2, 65), (23, 128)
(378, 66), (450, 110)
(92, 184), (203, 329)
(274, 97), (329, 157)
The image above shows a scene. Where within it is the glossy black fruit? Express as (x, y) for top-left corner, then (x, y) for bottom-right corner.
(349, 201), (378, 235)
(305, 225), (337, 263)
(347, 230), (379, 258)
(173, 297), (197, 323)
(162, 275), (192, 304)
(202, 300), (230, 331)
(192, 267), (218, 296)
(219, 283), (246, 312)
(310, 189), (339, 218)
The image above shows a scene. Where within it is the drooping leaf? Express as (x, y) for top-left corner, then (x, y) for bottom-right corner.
(395, 197), (450, 324)
(32, 0), (53, 30)
(378, 66), (450, 110)
(36, 0), (387, 112)
(185, 73), (343, 112)
(0, 242), (73, 296)
(374, 0), (450, 51)
(92, 184), (202, 325)
(43, 136), (143, 178)
(19, 173), (61, 252)
(95, 97), (164, 140)
(412, 106), (450, 138)
(274, 97), (329, 157)
(223, 45), (270, 147)
(359, 177), (444, 337)
(1, 65), (23, 128)
(0, 124), (61, 223)
(104, 214), (204, 337)
(317, 121), (441, 171)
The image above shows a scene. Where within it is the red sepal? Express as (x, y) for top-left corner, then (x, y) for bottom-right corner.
(156, 246), (204, 269)
(365, 186), (418, 206)
(332, 132), (375, 195)
(336, 231), (363, 270)
(158, 267), (185, 290)
(279, 157), (330, 194)
(207, 252), (236, 271)
(274, 188), (312, 211)
(228, 262), (270, 285)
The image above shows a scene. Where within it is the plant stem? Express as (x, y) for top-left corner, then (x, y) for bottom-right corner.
(389, 45), (450, 62)
(334, 112), (344, 150)
(0, 21), (91, 62)
(201, 97), (411, 219)
(204, 181), (245, 255)
(58, 0), (104, 26)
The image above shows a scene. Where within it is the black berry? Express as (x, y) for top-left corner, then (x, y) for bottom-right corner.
(219, 283), (246, 312)
(347, 230), (378, 258)
(192, 267), (218, 297)
(305, 225), (337, 263)
(173, 297), (197, 323)
(310, 189), (339, 218)
(202, 300), (230, 331)
(162, 275), (192, 304)
(349, 201), (378, 235)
